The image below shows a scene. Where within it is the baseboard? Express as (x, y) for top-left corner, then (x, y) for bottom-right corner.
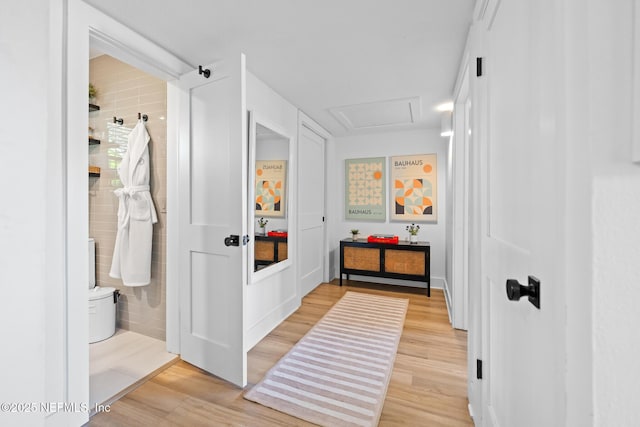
(245, 295), (299, 351)
(343, 274), (446, 290)
(488, 404), (500, 427)
(443, 278), (453, 324)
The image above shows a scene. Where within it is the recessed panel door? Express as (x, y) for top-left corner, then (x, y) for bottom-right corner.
(176, 55), (247, 387)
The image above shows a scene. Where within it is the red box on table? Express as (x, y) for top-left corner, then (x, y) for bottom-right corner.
(367, 235), (399, 244)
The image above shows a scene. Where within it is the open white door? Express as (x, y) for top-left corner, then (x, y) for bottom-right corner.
(176, 55), (247, 387)
(298, 122), (326, 296)
(479, 1), (564, 426)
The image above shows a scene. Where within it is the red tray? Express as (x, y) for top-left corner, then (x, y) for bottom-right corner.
(367, 235), (399, 244)
(268, 231), (288, 238)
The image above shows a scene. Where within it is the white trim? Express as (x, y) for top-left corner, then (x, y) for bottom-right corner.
(467, 403), (475, 421)
(85, 6), (191, 80)
(247, 110), (295, 285)
(443, 278), (453, 325)
(245, 295), (299, 351)
(487, 404), (500, 427)
(65, 0), (191, 408)
(166, 82), (180, 354)
(633, 0), (640, 164)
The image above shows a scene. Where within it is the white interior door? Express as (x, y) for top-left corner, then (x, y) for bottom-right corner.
(298, 124), (326, 296)
(481, 1), (564, 425)
(177, 55), (247, 387)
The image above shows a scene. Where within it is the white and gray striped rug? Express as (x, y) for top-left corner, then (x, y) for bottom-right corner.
(244, 291), (409, 427)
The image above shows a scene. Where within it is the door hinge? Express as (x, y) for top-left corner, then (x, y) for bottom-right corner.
(477, 359), (483, 379)
(242, 235), (250, 246)
(476, 57), (483, 77)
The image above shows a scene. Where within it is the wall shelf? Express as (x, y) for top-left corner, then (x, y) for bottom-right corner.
(89, 103), (100, 112)
(89, 166), (101, 177)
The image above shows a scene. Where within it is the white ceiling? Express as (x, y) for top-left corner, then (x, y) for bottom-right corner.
(84, 0), (474, 136)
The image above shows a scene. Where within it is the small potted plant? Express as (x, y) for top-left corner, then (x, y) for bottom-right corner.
(406, 223), (420, 243)
(350, 229), (359, 241)
(89, 83), (97, 103)
(257, 217), (268, 236)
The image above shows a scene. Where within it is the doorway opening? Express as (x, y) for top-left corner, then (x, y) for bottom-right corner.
(87, 50), (176, 409)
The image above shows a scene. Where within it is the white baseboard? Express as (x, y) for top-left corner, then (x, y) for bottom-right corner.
(245, 296), (299, 351)
(488, 404), (500, 427)
(343, 274), (446, 290)
(443, 278), (452, 324)
(468, 403), (475, 422)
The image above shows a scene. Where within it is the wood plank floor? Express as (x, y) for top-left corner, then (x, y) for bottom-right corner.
(88, 281), (472, 426)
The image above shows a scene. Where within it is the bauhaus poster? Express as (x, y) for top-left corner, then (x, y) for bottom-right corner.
(390, 154), (437, 222)
(345, 157), (386, 221)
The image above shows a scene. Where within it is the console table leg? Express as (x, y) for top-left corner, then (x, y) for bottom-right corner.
(340, 274), (342, 286)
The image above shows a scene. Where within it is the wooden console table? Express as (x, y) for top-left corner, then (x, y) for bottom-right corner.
(339, 238), (431, 296)
(254, 234), (288, 270)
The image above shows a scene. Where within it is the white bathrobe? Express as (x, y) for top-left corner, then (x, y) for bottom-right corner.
(109, 121), (158, 286)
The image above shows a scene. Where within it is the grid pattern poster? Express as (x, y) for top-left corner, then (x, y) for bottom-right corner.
(390, 154), (437, 222)
(345, 157), (386, 220)
(255, 160), (287, 218)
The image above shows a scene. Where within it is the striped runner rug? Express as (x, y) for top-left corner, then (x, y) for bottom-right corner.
(244, 291), (409, 427)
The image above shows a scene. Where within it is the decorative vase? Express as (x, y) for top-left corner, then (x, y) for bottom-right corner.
(258, 226), (266, 236)
(410, 234), (418, 244)
(351, 234), (358, 241)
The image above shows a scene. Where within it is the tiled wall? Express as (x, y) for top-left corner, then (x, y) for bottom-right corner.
(89, 54), (167, 340)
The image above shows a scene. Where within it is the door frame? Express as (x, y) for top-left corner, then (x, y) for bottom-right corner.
(65, 1), (192, 416)
(455, 3), (492, 422)
(451, 60), (471, 331)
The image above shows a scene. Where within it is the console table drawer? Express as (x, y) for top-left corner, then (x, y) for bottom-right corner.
(385, 249), (425, 276)
(343, 246), (381, 271)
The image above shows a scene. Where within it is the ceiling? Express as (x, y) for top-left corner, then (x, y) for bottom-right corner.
(84, 0), (474, 137)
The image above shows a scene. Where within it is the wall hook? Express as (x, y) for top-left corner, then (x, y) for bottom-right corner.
(198, 65), (211, 79)
(113, 117), (123, 125)
(138, 112), (148, 122)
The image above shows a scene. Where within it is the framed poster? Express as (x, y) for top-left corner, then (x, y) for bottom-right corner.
(345, 157), (386, 220)
(390, 154), (437, 222)
(255, 160), (286, 218)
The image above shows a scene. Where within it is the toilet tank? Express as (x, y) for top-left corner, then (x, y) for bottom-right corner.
(89, 238), (96, 288)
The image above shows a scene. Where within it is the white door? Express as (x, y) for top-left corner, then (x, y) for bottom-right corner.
(480, 1), (564, 425)
(298, 123), (326, 296)
(176, 55), (247, 387)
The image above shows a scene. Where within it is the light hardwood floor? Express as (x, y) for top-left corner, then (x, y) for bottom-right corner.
(90, 330), (178, 412)
(88, 281), (472, 426)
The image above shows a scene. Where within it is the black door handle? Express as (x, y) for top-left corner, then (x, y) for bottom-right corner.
(224, 235), (240, 247)
(506, 276), (540, 309)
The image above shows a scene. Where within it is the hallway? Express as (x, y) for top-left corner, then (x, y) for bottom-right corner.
(88, 281), (471, 426)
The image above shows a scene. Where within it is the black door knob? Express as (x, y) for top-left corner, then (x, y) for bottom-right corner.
(224, 235), (240, 247)
(506, 276), (540, 309)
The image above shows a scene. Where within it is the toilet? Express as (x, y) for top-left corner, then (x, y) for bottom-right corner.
(88, 238), (119, 343)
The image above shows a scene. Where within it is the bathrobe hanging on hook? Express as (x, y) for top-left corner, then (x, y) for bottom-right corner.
(110, 120), (157, 286)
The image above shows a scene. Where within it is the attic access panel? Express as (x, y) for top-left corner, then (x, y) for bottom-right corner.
(329, 97), (421, 131)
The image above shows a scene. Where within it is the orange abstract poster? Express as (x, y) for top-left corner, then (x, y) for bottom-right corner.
(255, 160), (287, 218)
(390, 154), (437, 222)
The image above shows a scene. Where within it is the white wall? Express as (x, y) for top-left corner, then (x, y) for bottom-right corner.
(244, 71), (301, 350)
(0, 1), (89, 426)
(1, 3), (54, 426)
(586, 0), (640, 424)
(327, 128), (448, 290)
